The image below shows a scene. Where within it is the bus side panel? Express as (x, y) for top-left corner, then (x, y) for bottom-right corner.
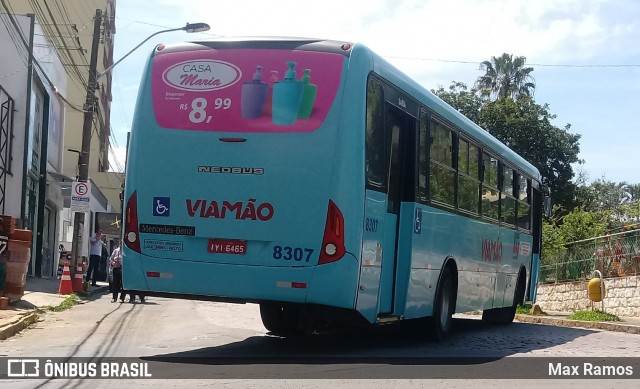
(306, 252), (360, 310)
(355, 190), (387, 323)
(355, 244), (382, 323)
(404, 269), (440, 318)
(528, 253), (540, 301)
(500, 274), (516, 308)
(392, 202), (420, 316)
(122, 251), (148, 291)
(494, 270), (508, 308)
(498, 231), (534, 307)
(407, 205), (499, 314)
(402, 203), (532, 317)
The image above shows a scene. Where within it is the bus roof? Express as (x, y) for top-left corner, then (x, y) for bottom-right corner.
(156, 36), (354, 56)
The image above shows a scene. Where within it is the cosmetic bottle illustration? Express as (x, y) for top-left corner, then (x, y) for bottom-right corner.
(297, 69), (317, 119)
(263, 70), (279, 116)
(272, 62), (304, 125)
(241, 66), (268, 119)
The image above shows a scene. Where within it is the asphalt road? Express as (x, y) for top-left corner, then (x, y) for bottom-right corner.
(1, 292), (639, 388)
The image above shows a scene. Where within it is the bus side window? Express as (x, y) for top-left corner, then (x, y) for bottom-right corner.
(501, 166), (516, 227)
(516, 175), (531, 231)
(481, 153), (499, 221)
(365, 78), (386, 190)
(429, 119), (455, 206)
(417, 109), (428, 202)
(457, 138), (480, 214)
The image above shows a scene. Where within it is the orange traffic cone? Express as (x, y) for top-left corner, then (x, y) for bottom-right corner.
(72, 262), (84, 292)
(58, 261), (73, 295)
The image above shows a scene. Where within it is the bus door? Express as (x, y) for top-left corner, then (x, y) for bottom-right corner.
(527, 186), (543, 301)
(378, 107), (416, 314)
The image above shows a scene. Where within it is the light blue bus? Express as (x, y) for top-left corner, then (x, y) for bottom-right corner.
(122, 37), (546, 340)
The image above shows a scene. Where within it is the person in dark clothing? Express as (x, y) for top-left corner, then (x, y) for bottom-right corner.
(115, 238), (146, 304)
(129, 292), (146, 303)
(108, 241), (127, 303)
(99, 244), (109, 281)
(87, 230), (106, 286)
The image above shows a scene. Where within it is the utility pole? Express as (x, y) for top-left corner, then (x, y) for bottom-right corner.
(70, 9), (102, 269)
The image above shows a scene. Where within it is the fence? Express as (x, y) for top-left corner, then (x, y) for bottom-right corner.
(540, 228), (640, 283)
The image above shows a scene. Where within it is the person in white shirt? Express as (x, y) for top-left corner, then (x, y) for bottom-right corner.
(109, 240), (126, 303)
(87, 230), (106, 286)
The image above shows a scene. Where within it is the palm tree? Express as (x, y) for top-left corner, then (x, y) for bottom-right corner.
(625, 183), (640, 202)
(475, 53), (536, 100)
(617, 181), (633, 204)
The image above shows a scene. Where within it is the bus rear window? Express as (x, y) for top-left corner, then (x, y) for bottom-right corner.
(151, 49), (344, 133)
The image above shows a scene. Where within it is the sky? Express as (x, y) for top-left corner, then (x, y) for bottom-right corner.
(110, 0), (640, 184)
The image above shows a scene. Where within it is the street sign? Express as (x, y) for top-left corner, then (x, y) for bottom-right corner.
(71, 181), (91, 212)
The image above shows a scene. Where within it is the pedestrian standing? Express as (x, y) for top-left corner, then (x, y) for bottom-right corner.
(129, 291), (146, 303)
(109, 241), (126, 303)
(87, 229), (106, 286)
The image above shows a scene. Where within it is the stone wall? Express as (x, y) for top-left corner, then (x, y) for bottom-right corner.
(536, 276), (640, 317)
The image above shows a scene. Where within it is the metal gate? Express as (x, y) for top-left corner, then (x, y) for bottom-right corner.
(0, 85), (16, 214)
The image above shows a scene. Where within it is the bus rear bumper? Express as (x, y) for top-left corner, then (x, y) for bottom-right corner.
(122, 253), (359, 309)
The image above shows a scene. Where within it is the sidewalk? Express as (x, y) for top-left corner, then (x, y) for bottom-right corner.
(0, 276), (109, 340)
(515, 310), (640, 335)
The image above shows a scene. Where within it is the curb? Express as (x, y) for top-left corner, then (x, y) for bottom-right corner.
(0, 312), (39, 340)
(82, 285), (110, 298)
(515, 314), (640, 335)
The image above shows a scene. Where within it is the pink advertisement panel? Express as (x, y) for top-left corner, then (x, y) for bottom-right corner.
(151, 49), (345, 133)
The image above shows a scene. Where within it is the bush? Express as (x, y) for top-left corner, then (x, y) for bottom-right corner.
(567, 310), (620, 322)
(516, 304), (532, 314)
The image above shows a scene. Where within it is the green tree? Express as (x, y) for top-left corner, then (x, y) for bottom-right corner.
(626, 183), (640, 201)
(475, 53), (536, 100)
(542, 221), (566, 263)
(431, 82), (483, 124)
(575, 179), (640, 227)
(480, 97), (581, 210)
(620, 202), (640, 224)
(558, 209), (609, 244)
(541, 209), (609, 265)
(434, 83), (582, 211)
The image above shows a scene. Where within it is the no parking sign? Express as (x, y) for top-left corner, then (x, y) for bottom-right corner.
(71, 181), (91, 212)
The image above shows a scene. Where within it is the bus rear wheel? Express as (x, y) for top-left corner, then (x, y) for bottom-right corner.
(427, 267), (456, 341)
(259, 303), (303, 336)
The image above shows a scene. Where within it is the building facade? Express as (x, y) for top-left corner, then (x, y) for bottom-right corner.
(0, 0), (121, 277)
(0, 12), (68, 277)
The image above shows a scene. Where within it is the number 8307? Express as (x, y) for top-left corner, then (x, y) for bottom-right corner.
(273, 246), (314, 262)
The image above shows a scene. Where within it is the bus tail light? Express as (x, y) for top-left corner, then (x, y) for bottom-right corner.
(124, 191), (141, 253)
(318, 200), (346, 265)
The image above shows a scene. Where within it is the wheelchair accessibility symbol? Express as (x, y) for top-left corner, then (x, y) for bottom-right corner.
(153, 197), (170, 217)
(414, 208), (422, 234)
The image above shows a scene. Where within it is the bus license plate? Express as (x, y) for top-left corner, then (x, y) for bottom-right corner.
(208, 239), (247, 255)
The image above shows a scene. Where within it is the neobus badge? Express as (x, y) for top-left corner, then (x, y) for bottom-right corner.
(162, 60), (242, 92)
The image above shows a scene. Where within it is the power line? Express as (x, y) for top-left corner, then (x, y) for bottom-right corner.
(383, 55), (640, 68)
(107, 142), (125, 174)
(0, 0), (86, 112)
(528, 63), (640, 68)
(30, 0), (89, 89)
